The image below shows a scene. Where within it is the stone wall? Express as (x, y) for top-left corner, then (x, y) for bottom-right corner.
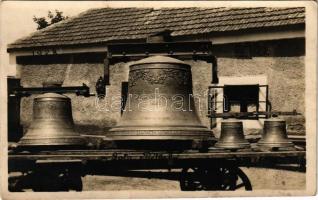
(18, 39), (305, 136)
(19, 55), (305, 136)
(217, 57), (305, 114)
(216, 57), (305, 135)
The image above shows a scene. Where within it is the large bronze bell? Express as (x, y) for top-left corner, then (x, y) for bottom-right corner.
(18, 83), (84, 148)
(257, 118), (294, 148)
(108, 56), (212, 145)
(215, 119), (250, 149)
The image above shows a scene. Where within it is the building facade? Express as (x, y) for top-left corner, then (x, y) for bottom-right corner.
(7, 7), (305, 140)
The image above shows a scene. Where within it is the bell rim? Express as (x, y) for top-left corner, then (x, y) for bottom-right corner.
(18, 135), (85, 146)
(106, 129), (213, 140)
(214, 142), (250, 149)
(106, 130), (212, 135)
(18, 139), (85, 146)
(109, 125), (210, 129)
(17, 143), (85, 146)
(104, 135), (214, 140)
(257, 141), (294, 145)
(109, 124), (211, 133)
(256, 142), (294, 148)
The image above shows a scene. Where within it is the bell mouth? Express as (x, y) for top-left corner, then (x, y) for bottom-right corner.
(106, 128), (213, 141)
(110, 124), (210, 129)
(104, 130), (214, 150)
(257, 140), (294, 148)
(214, 142), (250, 150)
(17, 135), (86, 149)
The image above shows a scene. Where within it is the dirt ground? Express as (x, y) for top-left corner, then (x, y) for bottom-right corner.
(82, 167), (306, 191)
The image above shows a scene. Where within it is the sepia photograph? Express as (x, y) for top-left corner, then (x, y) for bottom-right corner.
(0, 1), (316, 199)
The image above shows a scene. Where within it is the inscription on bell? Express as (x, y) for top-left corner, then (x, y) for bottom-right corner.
(34, 101), (71, 119)
(129, 68), (191, 87)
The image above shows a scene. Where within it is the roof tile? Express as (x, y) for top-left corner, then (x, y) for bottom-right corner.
(8, 7), (305, 49)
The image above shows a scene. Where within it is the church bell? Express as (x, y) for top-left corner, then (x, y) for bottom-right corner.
(107, 56), (212, 146)
(257, 118), (294, 148)
(215, 119), (250, 149)
(18, 83), (84, 148)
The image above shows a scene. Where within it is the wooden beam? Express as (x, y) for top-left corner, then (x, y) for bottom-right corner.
(211, 29), (305, 44)
(11, 46), (108, 57)
(8, 29), (304, 57)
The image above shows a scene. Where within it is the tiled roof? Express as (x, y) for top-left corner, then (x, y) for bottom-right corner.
(8, 7), (305, 49)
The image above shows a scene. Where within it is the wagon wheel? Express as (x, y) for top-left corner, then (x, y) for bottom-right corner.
(235, 167), (252, 190)
(32, 168), (83, 192)
(214, 167), (252, 191)
(180, 167), (208, 191)
(62, 168), (83, 191)
(180, 167), (252, 191)
(32, 170), (66, 191)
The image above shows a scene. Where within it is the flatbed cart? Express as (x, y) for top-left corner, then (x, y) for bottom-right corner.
(8, 145), (306, 192)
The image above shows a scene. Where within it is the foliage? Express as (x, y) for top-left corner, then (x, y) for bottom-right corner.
(33, 10), (68, 30)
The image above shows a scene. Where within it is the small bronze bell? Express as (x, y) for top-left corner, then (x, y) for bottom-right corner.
(215, 119), (250, 149)
(257, 118), (294, 148)
(18, 82), (84, 148)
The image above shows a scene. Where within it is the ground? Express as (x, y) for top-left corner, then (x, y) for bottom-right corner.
(82, 167), (305, 191)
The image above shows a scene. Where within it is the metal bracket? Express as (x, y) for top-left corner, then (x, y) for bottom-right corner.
(207, 110), (301, 119)
(9, 83), (93, 98)
(96, 41), (217, 98)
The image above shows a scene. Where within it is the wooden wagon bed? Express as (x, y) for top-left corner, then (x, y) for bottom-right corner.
(8, 146), (306, 192)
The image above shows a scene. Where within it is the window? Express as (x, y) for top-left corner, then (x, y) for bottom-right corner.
(223, 84), (259, 113)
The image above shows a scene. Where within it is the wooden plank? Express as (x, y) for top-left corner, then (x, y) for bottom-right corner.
(36, 159), (82, 164)
(9, 150), (305, 162)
